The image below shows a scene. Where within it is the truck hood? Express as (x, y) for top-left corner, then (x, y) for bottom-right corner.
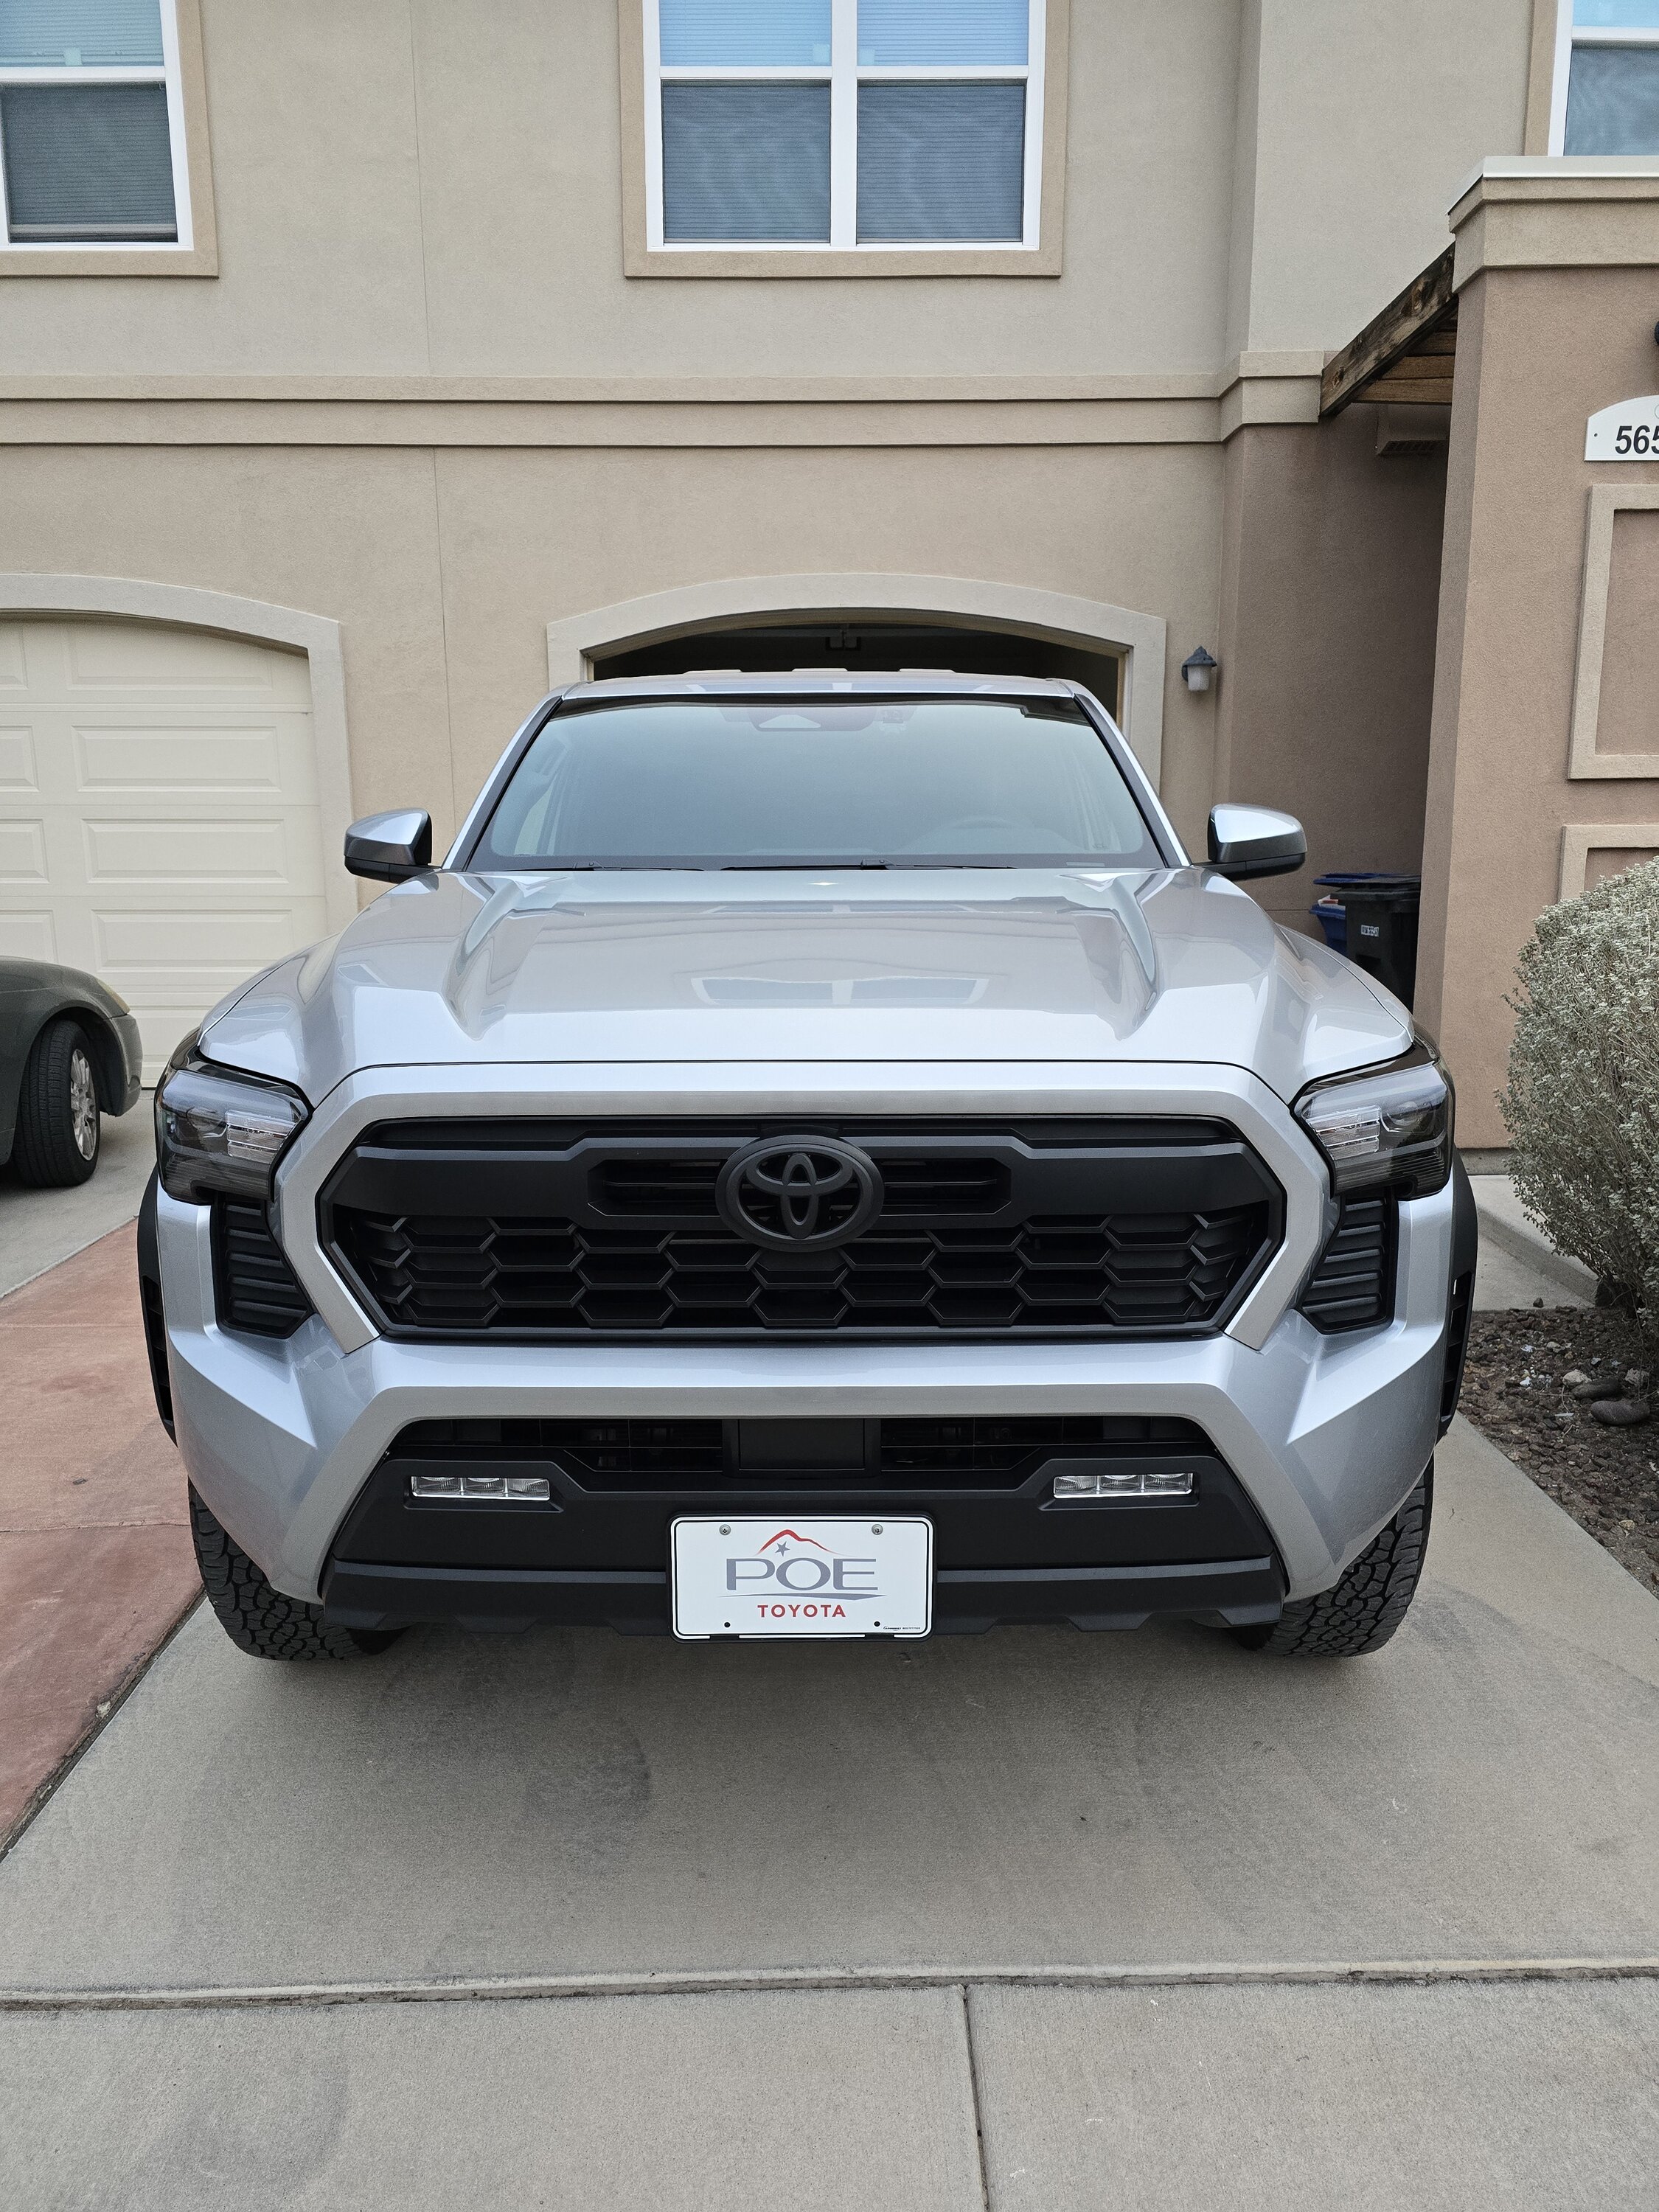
(200, 866), (1411, 1106)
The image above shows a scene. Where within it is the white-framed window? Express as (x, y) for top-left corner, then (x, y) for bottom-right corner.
(0, 0), (192, 247)
(642, 0), (1046, 251)
(1551, 1), (1659, 154)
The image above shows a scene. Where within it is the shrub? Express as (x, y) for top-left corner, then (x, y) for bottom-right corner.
(1501, 858), (1659, 1333)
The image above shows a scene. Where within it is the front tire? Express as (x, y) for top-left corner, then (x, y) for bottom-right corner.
(190, 1489), (401, 1660)
(13, 1018), (101, 1186)
(1238, 1466), (1432, 1658)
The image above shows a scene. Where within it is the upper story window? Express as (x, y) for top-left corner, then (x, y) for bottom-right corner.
(643, 0), (1046, 251)
(1554, 1), (1659, 153)
(0, 0), (191, 246)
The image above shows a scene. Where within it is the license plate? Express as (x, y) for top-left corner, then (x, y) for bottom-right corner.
(670, 1516), (933, 1640)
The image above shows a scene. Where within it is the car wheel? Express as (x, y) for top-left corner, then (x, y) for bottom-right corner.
(190, 1488), (403, 1660)
(13, 1018), (102, 1187)
(1236, 1466), (1432, 1658)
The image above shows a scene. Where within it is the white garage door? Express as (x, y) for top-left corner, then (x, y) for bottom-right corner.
(0, 618), (327, 1079)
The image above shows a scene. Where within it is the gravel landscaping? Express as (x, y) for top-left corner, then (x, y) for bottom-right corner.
(1461, 1310), (1659, 1596)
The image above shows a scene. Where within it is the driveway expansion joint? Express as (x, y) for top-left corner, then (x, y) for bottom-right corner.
(4, 1955), (1658, 2015)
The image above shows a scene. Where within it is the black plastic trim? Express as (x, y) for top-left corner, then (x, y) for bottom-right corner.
(212, 1197), (315, 1338)
(1439, 1154), (1479, 1436)
(136, 1168), (175, 1441)
(1298, 1194), (1398, 1334)
(320, 1555), (1285, 1637)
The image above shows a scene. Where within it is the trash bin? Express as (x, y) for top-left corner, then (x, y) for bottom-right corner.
(1315, 872), (1421, 1006)
(1310, 895), (1347, 953)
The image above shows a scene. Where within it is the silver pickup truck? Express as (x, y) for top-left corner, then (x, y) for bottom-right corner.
(138, 672), (1475, 1663)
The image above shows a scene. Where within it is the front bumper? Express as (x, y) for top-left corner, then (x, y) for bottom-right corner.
(151, 1172), (1457, 1624)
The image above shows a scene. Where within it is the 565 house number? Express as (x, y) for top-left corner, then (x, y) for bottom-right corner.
(1587, 397), (1659, 459)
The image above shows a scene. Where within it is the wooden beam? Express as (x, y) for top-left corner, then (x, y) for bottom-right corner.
(1361, 375), (1456, 408)
(1320, 248), (1456, 419)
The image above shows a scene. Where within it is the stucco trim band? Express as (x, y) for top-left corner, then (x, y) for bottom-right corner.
(0, 574), (355, 931)
(1559, 823), (1659, 900)
(546, 574), (1166, 786)
(1569, 484), (1659, 781)
(1450, 158), (1659, 285)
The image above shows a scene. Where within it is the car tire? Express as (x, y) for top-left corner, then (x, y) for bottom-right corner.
(190, 1488), (403, 1660)
(1237, 1465), (1432, 1658)
(13, 1018), (101, 1187)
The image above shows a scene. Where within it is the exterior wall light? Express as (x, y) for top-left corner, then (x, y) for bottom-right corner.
(1182, 648), (1218, 694)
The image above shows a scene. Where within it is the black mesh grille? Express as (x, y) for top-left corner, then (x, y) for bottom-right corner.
(333, 1206), (1269, 1338)
(321, 1120), (1281, 1344)
(398, 1418), (726, 1483)
(877, 1415), (1209, 1478)
(215, 1201), (315, 1338)
(1298, 1197), (1396, 1333)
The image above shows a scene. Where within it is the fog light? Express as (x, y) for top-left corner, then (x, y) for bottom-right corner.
(410, 1472), (551, 1503)
(1051, 1470), (1196, 1500)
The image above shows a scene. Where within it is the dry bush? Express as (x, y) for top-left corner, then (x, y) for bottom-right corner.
(1500, 858), (1659, 1334)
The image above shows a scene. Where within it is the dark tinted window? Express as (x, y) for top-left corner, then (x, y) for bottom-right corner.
(474, 696), (1161, 869)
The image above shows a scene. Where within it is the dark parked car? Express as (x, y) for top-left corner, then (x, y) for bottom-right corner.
(0, 957), (145, 1186)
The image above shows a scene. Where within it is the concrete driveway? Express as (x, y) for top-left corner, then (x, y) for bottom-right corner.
(2, 1411), (1656, 2208)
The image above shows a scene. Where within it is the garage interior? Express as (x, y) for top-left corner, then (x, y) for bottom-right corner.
(591, 620), (1126, 720)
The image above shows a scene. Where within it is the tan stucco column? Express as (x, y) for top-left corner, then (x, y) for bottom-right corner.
(1419, 159), (1659, 1149)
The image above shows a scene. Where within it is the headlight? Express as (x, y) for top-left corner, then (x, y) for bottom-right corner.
(154, 1031), (309, 1204)
(1294, 1042), (1453, 1199)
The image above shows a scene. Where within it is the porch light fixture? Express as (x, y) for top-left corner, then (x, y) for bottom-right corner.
(1182, 648), (1218, 694)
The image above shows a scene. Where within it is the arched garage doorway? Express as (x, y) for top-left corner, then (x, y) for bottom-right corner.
(0, 577), (353, 1078)
(547, 576), (1168, 785)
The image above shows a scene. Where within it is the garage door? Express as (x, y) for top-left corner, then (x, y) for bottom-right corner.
(0, 618), (327, 1080)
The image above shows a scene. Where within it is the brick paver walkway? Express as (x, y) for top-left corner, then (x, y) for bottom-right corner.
(0, 1225), (197, 1843)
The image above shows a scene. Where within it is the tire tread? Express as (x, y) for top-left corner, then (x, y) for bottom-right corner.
(13, 1018), (98, 1187)
(1251, 1467), (1432, 1658)
(189, 1488), (397, 1660)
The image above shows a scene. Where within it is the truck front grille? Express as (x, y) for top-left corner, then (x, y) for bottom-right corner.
(321, 1119), (1282, 1343)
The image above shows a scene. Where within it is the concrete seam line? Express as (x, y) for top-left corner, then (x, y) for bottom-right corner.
(3, 1958), (1658, 2014)
(0, 1593), (204, 1863)
(958, 1983), (993, 2212)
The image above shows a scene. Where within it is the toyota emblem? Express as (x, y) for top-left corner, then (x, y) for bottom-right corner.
(715, 1135), (884, 1251)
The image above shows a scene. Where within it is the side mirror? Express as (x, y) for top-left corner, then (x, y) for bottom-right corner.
(344, 810), (433, 883)
(1207, 804), (1306, 883)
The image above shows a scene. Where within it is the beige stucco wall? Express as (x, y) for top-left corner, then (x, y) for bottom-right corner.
(0, 439), (1226, 851)
(1419, 170), (1659, 1147)
(2, 0), (1531, 379)
(1214, 408), (1447, 936)
(1227, 0), (1534, 357)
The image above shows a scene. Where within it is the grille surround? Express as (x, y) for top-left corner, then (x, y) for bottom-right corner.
(319, 1119), (1283, 1343)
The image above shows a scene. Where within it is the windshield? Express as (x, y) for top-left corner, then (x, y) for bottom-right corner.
(472, 697), (1162, 869)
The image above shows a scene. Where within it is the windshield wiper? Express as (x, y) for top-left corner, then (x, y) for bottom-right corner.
(719, 860), (890, 872)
